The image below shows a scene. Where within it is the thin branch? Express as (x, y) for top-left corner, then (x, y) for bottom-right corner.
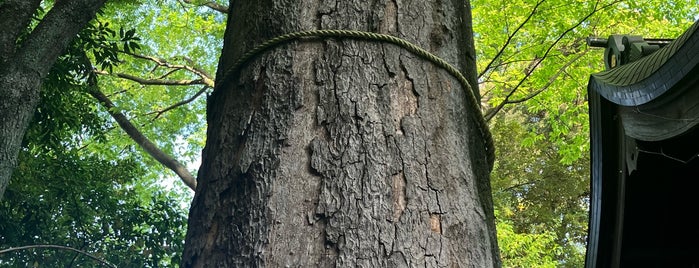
(106, 89), (128, 98)
(180, 0), (229, 14)
(477, 0), (546, 80)
(148, 86), (210, 120)
(486, 58), (543, 71)
(0, 245), (116, 268)
(506, 50), (588, 104)
(484, 0), (620, 121)
(120, 51), (216, 87)
(88, 75), (197, 191)
(178, 56), (216, 85)
(95, 69), (206, 86)
(157, 68), (182, 80)
(93, 51), (215, 118)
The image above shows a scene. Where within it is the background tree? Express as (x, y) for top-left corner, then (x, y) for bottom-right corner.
(182, 0), (500, 266)
(0, 0), (108, 200)
(0, 1), (223, 266)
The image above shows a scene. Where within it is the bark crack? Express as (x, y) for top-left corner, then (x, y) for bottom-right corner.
(392, 135), (408, 224)
(380, 45), (396, 77)
(399, 54), (419, 99)
(393, 54), (419, 136)
(391, 171), (407, 223)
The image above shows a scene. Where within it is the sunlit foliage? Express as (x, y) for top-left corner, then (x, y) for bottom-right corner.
(474, 0), (696, 266)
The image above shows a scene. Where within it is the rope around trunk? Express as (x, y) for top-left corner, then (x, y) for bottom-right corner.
(217, 29), (495, 170)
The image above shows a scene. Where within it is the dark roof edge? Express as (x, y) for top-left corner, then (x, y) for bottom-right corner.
(589, 20), (699, 106)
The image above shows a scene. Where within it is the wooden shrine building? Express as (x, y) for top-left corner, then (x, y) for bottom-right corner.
(585, 20), (699, 267)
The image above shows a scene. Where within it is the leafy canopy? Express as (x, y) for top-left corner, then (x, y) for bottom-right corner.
(473, 0), (696, 266)
(0, 1), (225, 266)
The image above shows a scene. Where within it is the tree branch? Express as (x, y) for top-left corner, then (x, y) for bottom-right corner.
(87, 75), (197, 191)
(17, 0), (107, 76)
(120, 51), (216, 87)
(148, 86), (210, 120)
(0, 0), (42, 64)
(484, 0), (619, 121)
(477, 0), (545, 80)
(94, 51), (215, 123)
(95, 69), (207, 86)
(0, 244), (116, 268)
(505, 50), (588, 105)
(180, 0), (229, 14)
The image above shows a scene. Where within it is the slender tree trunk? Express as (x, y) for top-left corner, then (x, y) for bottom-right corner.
(183, 0), (500, 267)
(0, 0), (107, 200)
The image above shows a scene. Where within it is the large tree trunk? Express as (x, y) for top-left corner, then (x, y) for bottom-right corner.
(183, 0), (500, 266)
(0, 0), (107, 200)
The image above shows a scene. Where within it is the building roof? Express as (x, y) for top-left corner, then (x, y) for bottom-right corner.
(589, 21), (699, 106)
(586, 20), (699, 268)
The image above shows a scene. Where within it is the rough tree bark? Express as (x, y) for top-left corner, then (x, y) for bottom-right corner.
(183, 0), (501, 267)
(0, 0), (107, 200)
